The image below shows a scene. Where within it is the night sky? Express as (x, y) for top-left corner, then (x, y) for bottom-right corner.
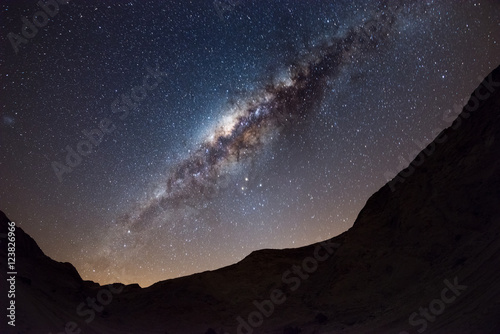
(1, 0), (499, 287)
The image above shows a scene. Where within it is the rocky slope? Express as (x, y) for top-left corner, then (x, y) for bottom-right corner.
(1, 65), (499, 334)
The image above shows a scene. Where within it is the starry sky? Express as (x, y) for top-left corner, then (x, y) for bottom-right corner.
(0, 0), (499, 287)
